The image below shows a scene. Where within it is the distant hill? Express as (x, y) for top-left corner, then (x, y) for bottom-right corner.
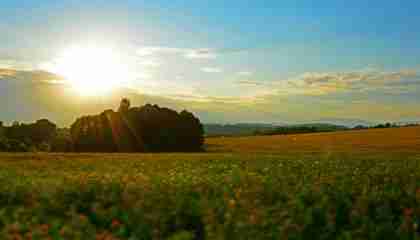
(257, 123), (349, 136)
(204, 123), (276, 136)
(204, 123), (348, 136)
(292, 123), (348, 131)
(315, 118), (376, 128)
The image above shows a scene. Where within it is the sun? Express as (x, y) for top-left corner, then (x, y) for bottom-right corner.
(48, 45), (129, 96)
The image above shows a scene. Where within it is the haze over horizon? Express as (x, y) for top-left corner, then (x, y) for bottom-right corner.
(1, 0), (420, 126)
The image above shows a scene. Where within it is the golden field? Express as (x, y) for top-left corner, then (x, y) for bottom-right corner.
(206, 126), (420, 154)
(1, 126), (420, 239)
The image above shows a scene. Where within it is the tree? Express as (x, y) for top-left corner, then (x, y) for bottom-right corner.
(51, 128), (73, 152)
(70, 99), (204, 152)
(0, 119), (59, 152)
(178, 110), (204, 151)
(31, 119), (57, 145)
(118, 98), (130, 113)
(0, 121), (4, 138)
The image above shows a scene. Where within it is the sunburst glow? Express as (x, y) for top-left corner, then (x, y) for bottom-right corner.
(47, 45), (130, 96)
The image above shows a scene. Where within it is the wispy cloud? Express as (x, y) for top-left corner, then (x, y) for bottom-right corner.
(185, 49), (217, 59)
(236, 79), (266, 86)
(136, 58), (161, 68)
(0, 59), (35, 71)
(165, 93), (265, 104)
(290, 69), (420, 94)
(237, 71), (254, 76)
(235, 69), (420, 96)
(0, 68), (65, 84)
(137, 46), (217, 60)
(201, 67), (223, 73)
(137, 47), (182, 56)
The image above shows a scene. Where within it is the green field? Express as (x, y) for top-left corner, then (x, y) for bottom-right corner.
(2, 127), (420, 239)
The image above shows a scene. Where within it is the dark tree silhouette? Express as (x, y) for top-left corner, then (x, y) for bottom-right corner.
(3, 119), (56, 146)
(31, 119), (57, 144)
(0, 99), (203, 153)
(0, 119), (57, 152)
(51, 128), (73, 152)
(118, 98), (131, 113)
(70, 99), (204, 152)
(0, 121), (4, 138)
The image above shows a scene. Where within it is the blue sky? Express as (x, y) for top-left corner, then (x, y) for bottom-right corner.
(1, 0), (420, 125)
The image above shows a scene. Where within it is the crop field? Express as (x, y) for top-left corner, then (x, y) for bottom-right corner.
(206, 126), (420, 155)
(1, 127), (420, 239)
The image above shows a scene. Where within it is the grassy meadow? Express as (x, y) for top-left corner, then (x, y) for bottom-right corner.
(1, 127), (420, 239)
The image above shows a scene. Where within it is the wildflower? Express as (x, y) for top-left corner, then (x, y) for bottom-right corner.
(228, 199), (236, 208)
(79, 214), (88, 222)
(10, 233), (23, 240)
(404, 208), (414, 217)
(7, 224), (20, 234)
(59, 227), (66, 237)
(39, 224), (50, 234)
(111, 219), (121, 229)
(249, 213), (257, 225)
(234, 188), (242, 199)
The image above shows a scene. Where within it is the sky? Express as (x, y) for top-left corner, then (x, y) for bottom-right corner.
(1, 0), (420, 126)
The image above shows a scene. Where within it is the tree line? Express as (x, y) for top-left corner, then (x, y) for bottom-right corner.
(0, 119), (57, 152)
(254, 122), (419, 136)
(0, 99), (204, 152)
(254, 124), (348, 136)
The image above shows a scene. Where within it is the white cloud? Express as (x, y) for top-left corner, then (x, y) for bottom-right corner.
(137, 47), (183, 56)
(0, 68), (65, 84)
(184, 49), (217, 59)
(235, 69), (420, 96)
(0, 59), (35, 71)
(237, 71), (254, 76)
(137, 59), (161, 68)
(201, 67), (223, 73)
(236, 79), (265, 86)
(137, 46), (217, 60)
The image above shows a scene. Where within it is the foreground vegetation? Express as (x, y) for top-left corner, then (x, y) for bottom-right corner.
(1, 152), (420, 239)
(1, 127), (420, 239)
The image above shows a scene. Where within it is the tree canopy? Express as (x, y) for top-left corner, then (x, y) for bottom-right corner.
(0, 99), (204, 153)
(70, 100), (204, 152)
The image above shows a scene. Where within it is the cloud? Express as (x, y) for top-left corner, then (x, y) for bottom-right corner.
(236, 79), (266, 86)
(184, 49), (217, 59)
(1, 65), (419, 125)
(137, 46), (217, 60)
(165, 93), (265, 104)
(0, 68), (65, 84)
(0, 59), (35, 71)
(235, 69), (420, 96)
(298, 70), (418, 86)
(237, 71), (254, 76)
(136, 59), (161, 68)
(291, 69), (420, 94)
(137, 47), (182, 56)
(201, 67), (223, 73)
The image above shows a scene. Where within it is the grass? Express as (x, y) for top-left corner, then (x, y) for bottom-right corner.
(1, 127), (420, 239)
